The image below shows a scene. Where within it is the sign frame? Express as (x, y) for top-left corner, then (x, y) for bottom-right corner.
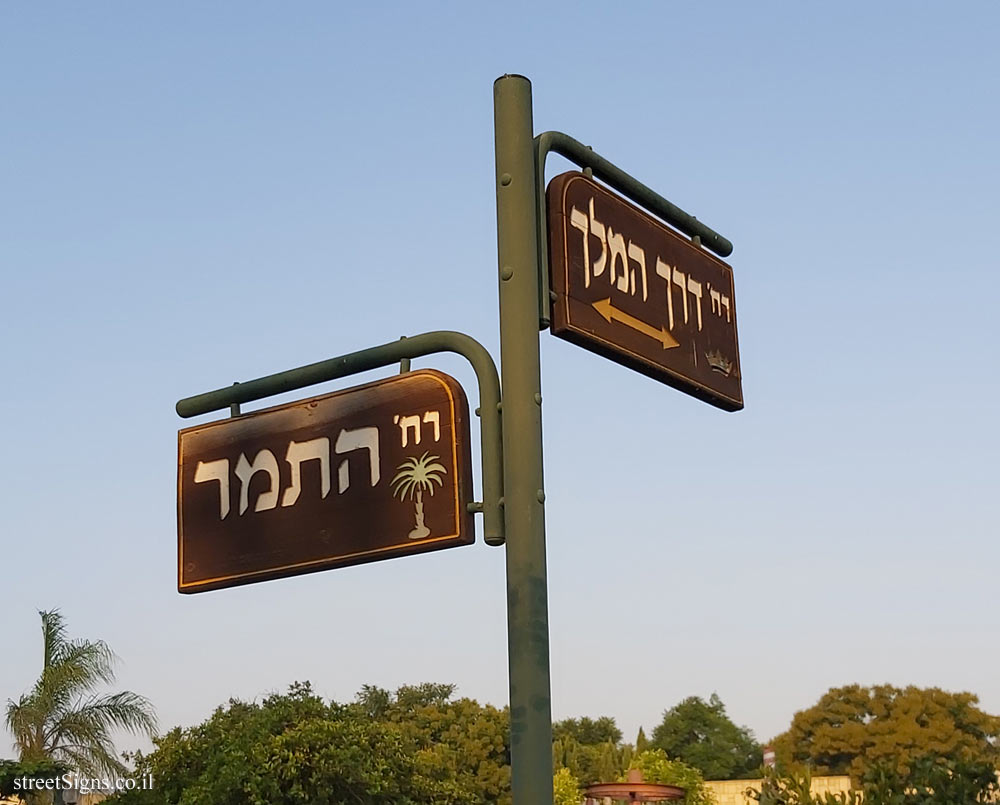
(177, 369), (475, 593)
(547, 170), (743, 411)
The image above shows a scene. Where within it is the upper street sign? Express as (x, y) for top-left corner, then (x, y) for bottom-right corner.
(547, 171), (743, 411)
(177, 369), (475, 593)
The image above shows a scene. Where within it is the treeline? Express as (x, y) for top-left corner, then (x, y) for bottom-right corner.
(99, 681), (1000, 805)
(102, 682), (723, 805)
(10, 613), (1000, 803)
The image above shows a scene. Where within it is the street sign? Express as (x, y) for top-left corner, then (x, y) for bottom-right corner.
(177, 369), (475, 593)
(547, 171), (743, 411)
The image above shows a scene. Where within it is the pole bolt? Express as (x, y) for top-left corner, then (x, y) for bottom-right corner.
(501, 265), (514, 281)
(534, 393), (542, 405)
(500, 172), (512, 186)
(536, 490), (546, 503)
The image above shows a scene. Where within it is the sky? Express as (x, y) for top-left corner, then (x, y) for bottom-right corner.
(2, 1), (999, 763)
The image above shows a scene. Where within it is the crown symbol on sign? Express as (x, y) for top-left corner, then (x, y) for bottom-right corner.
(705, 350), (733, 376)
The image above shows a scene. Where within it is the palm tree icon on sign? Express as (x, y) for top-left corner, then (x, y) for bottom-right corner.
(391, 452), (447, 539)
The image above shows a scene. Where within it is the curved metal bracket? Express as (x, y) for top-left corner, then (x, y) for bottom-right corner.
(534, 130), (734, 326)
(175, 330), (505, 546)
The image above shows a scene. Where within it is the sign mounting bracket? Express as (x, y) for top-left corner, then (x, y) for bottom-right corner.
(534, 130), (733, 327)
(176, 330), (505, 546)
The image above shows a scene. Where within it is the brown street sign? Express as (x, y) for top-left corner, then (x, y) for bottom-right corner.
(177, 369), (475, 593)
(547, 171), (742, 411)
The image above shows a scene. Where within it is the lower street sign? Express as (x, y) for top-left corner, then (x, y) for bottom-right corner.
(547, 171), (743, 411)
(177, 369), (475, 593)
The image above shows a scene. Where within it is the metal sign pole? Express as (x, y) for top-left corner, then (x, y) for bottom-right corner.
(493, 74), (554, 804)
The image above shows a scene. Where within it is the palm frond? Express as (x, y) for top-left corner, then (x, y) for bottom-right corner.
(45, 692), (155, 778)
(5, 611), (157, 781)
(58, 742), (125, 779)
(31, 641), (116, 714)
(69, 691), (157, 737)
(56, 639), (117, 688)
(6, 694), (46, 760)
(40, 610), (69, 670)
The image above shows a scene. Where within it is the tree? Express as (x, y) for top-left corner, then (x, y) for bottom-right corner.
(111, 682), (333, 805)
(552, 716), (625, 785)
(771, 684), (1000, 782)
(110, 681), (510, 805)
(651, 693), (762, 780)
(636, 726), (648, 754)
(247, 716), (438, 804)
(552, 767), (581, 805)
(109, 682), (452, 805)
(860, 755), (1000, 804)
(748, 767), (860, 805)
(748, 757), (1000, 805)
(5, 610), (157, 779)
(355, 683), (511, 804)
(553, 716), (622, 746)
(626, 749), (715, 805)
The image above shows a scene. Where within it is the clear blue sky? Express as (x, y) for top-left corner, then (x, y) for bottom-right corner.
(3, 2), (999, 761)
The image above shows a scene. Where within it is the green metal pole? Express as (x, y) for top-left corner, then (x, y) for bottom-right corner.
(494, 74), (553, 804)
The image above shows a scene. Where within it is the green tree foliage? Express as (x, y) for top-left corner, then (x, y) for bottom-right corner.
(651, 694), (762, 780)
(551, 715), (626, 785)
(553, 716), (622, 746)
(108, 682), (509, 805)
(248, 716), (441, 804)
(860, 755), (1000, 804)
(772, 684), (1000, 782)
(4, 610), (157, 779)
(749, 757), (1000, 805)
(626, 749), (716, 805)
(354, 683), (511, 804)
(552, 766), (582, 805)
(636, 726), (648, 754)
(110, 682), (339, 805)
(748, 767), (861, 805)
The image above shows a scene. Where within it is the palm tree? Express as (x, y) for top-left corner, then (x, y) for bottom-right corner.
(5, 610), (157, 782)
(391, 451), (447, 539)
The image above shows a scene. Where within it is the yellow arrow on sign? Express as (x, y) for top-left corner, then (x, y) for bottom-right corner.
(592, 298), (680, 349)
